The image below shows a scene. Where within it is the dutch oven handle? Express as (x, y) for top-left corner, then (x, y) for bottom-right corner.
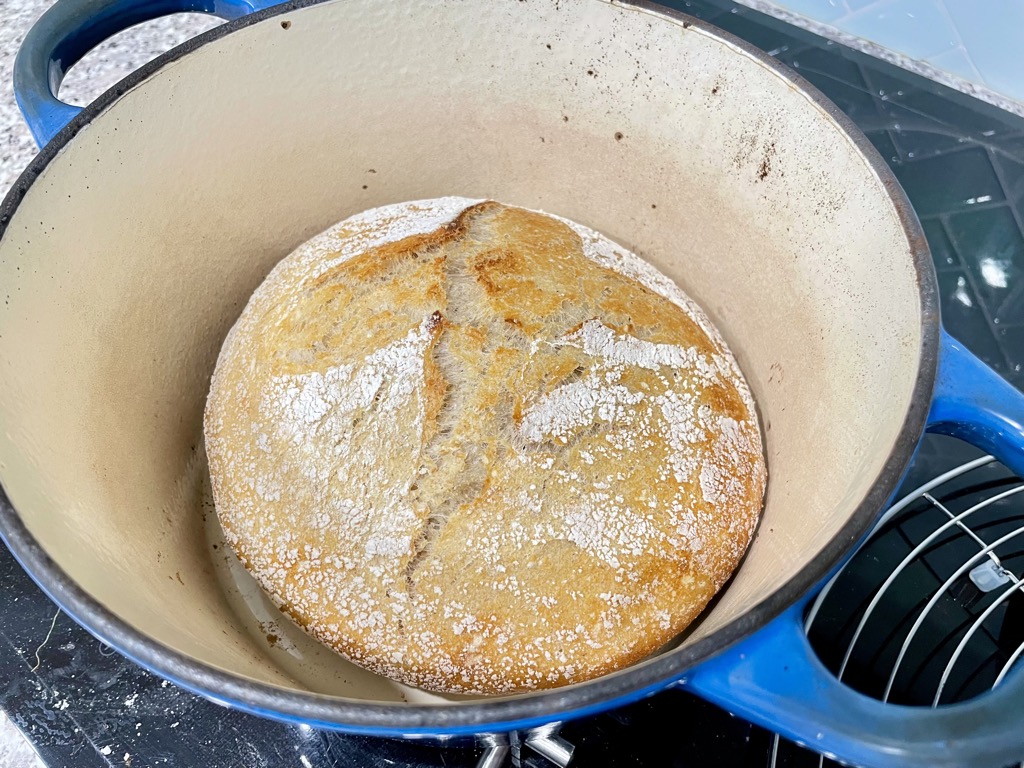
(929, 331), (1024, 478)
(13, 0), (282, 148)
(684, 328), (1024, 768)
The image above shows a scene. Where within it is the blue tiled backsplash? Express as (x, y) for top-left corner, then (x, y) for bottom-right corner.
(736, 0), (1024, 116)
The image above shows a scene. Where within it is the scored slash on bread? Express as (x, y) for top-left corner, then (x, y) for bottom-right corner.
(204, 198), (766, 695)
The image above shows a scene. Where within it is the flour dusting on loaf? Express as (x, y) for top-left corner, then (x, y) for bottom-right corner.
(205, 198), (766, 694)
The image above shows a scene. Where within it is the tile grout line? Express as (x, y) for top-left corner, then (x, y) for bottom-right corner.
(984, 148), (1024, 335)
(924, 199), (1009, 217)
(932, 0), (985, 83)
(852, 56), (888, 126)
(917, 218), (968, 273)
(937, 212), (1007, 368)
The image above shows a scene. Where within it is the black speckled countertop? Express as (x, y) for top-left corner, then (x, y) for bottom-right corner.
(2, 1), (1024, 766)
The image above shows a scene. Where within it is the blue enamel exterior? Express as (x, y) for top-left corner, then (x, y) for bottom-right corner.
(10, 0), (1024, 764)
(685, 599), (1024, 768)
(930, 330), (1024, 478)
(13, 0), (280, 147)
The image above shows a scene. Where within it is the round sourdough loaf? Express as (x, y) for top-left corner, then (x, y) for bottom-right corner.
(204, 198), (766, 694)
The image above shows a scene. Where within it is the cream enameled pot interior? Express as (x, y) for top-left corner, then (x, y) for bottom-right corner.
(0, 0), (923, 703)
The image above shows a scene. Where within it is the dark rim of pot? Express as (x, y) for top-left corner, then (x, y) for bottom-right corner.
(0, 0), (939, 735)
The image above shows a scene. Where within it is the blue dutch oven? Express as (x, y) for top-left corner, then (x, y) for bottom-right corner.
(2, 0), (1023, 765)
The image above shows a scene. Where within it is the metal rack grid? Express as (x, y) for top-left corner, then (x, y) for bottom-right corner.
(770, 451), (1024, 767)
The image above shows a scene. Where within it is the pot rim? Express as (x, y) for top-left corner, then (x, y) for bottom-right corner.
(0, 0), (939, 734)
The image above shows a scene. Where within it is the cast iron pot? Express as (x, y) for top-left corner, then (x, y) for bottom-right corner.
(4, 0), (1024, 765)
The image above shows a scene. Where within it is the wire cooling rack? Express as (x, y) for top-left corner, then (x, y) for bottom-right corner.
(771, 448), (1024, 768)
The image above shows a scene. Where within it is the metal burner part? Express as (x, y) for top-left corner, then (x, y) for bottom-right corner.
(476, 724), (574, 768)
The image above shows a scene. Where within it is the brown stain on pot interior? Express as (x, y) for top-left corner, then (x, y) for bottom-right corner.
(757, 142), (776, 182)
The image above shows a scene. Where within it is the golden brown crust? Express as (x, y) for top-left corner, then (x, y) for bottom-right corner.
(204, 198), (766, 694)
